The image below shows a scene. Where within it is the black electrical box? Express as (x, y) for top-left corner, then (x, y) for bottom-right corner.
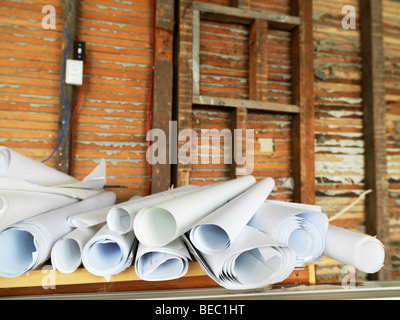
(73, 41), (85, 61)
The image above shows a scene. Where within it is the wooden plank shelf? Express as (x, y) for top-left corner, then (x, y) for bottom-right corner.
(193, 95), (300, 114)
(0, 262), (315, 297)
(193, 2), (300, 30)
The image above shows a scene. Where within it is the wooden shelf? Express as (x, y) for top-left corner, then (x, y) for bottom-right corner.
(193, 2), (300, 30)
(193, 95), (300, 114)
(0, 262), (315, 297)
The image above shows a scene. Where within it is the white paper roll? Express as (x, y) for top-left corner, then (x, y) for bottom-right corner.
(107, 185), (200, 234)
(190, 177), (275, 254)
(68, 205), (116, 228)
(0, 190), (78, 231)
(51, 226), (101, 273)
(134, 238), (190, 281)
(184, 225), (296, 290)
(0, 158), (107, 200)
(82, 224), (136, 281)
(248, 200), (328, 265)
(0, 191), (116, 277)
(0, 146), (78, 186)
(134, 175), (256, 247)
(323, 225), (385, 274)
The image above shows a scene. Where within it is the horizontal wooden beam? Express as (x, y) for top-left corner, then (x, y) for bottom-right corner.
(193, 2), (300, 30)
(193, 95), (300, 113)
(0, 263), (314, 296)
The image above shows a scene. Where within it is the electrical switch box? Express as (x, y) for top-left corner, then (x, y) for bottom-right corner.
(73, 41), (85, 61)
(65, 59), (83, 86)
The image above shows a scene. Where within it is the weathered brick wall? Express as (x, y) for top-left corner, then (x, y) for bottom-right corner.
(0, 0), (63, 164)
(0, 0), (153, 202)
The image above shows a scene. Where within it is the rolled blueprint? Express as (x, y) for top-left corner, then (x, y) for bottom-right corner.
(248, 200), (328, 265)
(0, 158), (107, 199)
(184, 225), (296, 290)
(68, 186), (200, 230)
(323, 225), (385, 274)
(0, 159), (108, 230)
(190, 177), (275, 254)
(0, 190), (78, 231)
(82, 224), (136, 281)
(135, 238), (190, 281)
(134, 175), (256, 247)
(0, 146), (78, 186)
(0, 191), (116, 277)
(68, 205), (116, 228)
(107, 185), (200, 234)
(51, 226), (101, 273)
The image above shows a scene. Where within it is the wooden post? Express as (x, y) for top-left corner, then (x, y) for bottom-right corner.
(175, 0), (193, 187)
(232, 0), (250, 10)
(230, 2), (267, 178)
(151, 0), (174, 193)
(291, 0), (315, 204)
(230, 107), (248, 178)
(55, 0), (78, 174)
(249, 19), (268, 102)
(360, 0), (391, 280)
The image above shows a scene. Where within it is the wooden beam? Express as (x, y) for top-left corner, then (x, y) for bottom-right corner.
(151, 0), (174, 193)
(0, 263), (313, 297)
(291, 0), (315, 204)
(193, 2), (300, 30)
(249, 19), (269, 102)
(232, 0), (250, 9)
(193, 96), (300, 113)
(175, 0), (193, 187)
(55, 0), (78, 174)
(192, 9), (200, 96)
(230, 107), (248, 178)
(360, 0), (390, 281)
(230, 18), (268, 179)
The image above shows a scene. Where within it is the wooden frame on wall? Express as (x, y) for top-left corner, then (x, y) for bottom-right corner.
(174, 0), (316, 205)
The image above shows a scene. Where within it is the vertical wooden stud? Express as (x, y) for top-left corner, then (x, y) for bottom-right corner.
(55, 0), (79, 173)
(175, 0), (193, 186)
(151, 0), (175, 193)
(249, 19), (268, 102)
(232, 0), (250, 10)
(192, 9), (200, 97)
(360, 0), (390, 280)
(291, 0), (316, 204)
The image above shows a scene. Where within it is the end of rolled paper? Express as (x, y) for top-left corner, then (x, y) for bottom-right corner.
(107, 207), (131, 234)
(265, 177), (275, 188)
(0, 228), (37, 277)
(134, 207), (177, 247)
(83, 240), (122, 275)
(0, 147), (11, 176)
(52, 238), (81, 274)
(190, 224), (230, 254)
(0, 195), (7, 218)
(358, 239), (385, 274)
